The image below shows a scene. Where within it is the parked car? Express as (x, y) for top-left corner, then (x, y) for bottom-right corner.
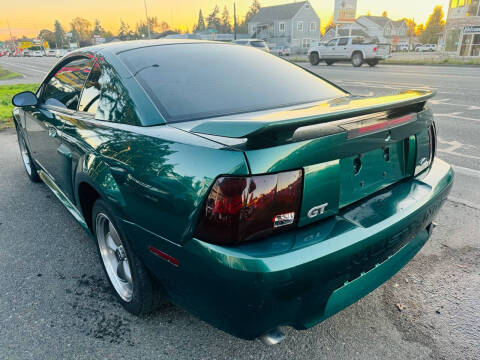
(399, 44), (410, 52)
(47, 49), (57, 57)
(270, 45), (291, 56)
(308, 36), (391, 67)
(232, 39), (270, 52)
(416, 44), (437, 52)
(32, 50), (44, 57)
(11, 40), (453, 344)
(22, 49), (31, 57)
(55, 49), (69, 58)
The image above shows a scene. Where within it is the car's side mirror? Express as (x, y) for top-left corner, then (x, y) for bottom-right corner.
(12, 91), (38, 107)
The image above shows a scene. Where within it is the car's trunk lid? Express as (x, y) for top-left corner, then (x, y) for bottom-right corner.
(172, 90), (435, 228)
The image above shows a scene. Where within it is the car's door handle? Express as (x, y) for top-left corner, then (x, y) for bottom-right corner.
(48, 126), (57, 138)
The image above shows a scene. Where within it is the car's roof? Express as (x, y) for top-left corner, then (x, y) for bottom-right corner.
(78, 39), (220, 55)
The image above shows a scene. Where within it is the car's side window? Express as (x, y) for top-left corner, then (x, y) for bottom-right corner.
(78, 62), (101, 114)
(338, 38), (349, 46)
(327, 39), (338, 46)
(41, 58), (93, 110)
(94, 62), (139, 126)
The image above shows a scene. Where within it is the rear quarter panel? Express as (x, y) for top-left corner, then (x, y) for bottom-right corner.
(67, 120), (249, 245)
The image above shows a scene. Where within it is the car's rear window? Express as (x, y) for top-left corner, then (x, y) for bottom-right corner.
(251, 41), (267, 48)
(119, 43), (346, 123)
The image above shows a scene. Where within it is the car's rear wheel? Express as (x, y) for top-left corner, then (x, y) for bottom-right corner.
(16, 127), (40, 182)
(92, 199), (167, 315)
(351, 52), (364, 67)
(309, 52), (320, 66)
(325, 60), (335, 66)
(367, 59), (379, 67)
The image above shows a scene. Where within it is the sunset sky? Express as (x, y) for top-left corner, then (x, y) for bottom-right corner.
(0, 0), (450, 41)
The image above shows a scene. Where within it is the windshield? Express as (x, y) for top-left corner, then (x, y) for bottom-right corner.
(119, 43), (346, 123)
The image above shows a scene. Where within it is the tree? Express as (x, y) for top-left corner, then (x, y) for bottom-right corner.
(136, 20), (149, 38)
(38, 29), (55, 48)
(136, 16), (161, 37)
(415, 23), (425, 37)
(118, 20), (133, 40)
(322, 15), (336, 36)
(237, 0), (261, 33)
(53, 20), (66, 48)
(382, 11), (388, 17)
(245, 0), (261, 23)
(194, 9), (206, 33)
(206, 5), (221, 31)
(92, 19), (105, 36)
(70, 17), (92, 42)
(221, 6), (232, 33)
(160, 21), (170, 32)
(419, 6), (445, 44)
(402, 18), (417, 39)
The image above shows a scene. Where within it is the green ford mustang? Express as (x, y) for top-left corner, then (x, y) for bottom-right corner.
(12, 40), (453, 343)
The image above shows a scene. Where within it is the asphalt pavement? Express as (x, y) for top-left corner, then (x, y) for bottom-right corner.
(0, 57), (479, 359)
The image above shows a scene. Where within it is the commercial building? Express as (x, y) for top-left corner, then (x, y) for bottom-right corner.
(445, 0), (480, 56)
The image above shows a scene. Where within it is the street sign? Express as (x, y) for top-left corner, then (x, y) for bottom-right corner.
(334, 0), (357, 24)
(464, 26), (480, 34)
(18, 41), (33, 50)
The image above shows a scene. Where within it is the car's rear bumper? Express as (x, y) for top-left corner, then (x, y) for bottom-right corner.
(126, 159), (453, 340)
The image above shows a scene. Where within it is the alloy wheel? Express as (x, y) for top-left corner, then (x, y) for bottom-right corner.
(96, 213), (133, 302)
(18, 134), (32, 176)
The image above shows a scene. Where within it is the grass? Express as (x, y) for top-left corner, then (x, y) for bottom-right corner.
(383, 58), (480, 66)
(0, 84), (38, 129)
(0, 66), (21, 81)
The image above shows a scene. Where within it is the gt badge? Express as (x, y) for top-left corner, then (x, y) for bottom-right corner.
(307, 203), (328, 219)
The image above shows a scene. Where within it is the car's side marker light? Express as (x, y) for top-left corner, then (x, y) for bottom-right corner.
(149, 246), (179, 267)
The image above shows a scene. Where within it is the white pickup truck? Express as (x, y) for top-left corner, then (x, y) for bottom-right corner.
(308, 36), (391, 67)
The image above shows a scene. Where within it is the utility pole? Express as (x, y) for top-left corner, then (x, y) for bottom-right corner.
(144, 0), (151, 39)
(234, 2), (237, 40)
(6, 20), (17, 53)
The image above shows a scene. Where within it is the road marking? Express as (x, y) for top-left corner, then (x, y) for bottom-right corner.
(447, 196), (480, 211)
(0, 62), (46, 74)
(437, 137), (480, 161)
(452, 165), (480, 178)
(430, 99), (480, 110)
(435, 113), (480, 122)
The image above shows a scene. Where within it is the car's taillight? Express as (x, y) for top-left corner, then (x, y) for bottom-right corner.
(415, 123), (437, 175)
(373, 47), (377, 52)
(195, 170), (303, 245)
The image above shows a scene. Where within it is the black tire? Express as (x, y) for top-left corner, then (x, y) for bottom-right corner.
(16, 126), (40, 182)
(325, 60), (335, 66)
(367, 60), (379, 67)
(351, 52), (364, 67)
(309, 52), (320, 66)
(92, 198), (167, 315)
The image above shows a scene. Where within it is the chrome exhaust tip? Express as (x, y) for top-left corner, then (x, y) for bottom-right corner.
(259, 328), (285, 345)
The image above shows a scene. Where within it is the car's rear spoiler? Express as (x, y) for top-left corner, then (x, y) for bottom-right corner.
(184, 90), (435, 139)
